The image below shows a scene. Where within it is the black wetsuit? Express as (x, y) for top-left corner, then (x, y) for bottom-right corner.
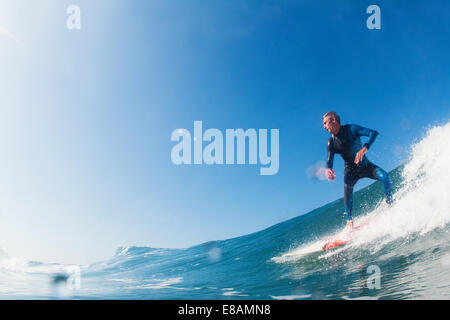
(326, 124), (392, 221)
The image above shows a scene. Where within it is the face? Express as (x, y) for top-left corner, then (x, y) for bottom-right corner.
(323, 116), (340, 135)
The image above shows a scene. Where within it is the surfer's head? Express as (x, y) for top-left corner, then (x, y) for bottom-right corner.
(323, 111), (340, 135)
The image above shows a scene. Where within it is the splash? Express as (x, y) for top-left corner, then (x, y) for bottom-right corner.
(275, 121), (450, 261)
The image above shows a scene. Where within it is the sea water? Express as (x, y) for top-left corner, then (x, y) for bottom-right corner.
(1, 122), (450, 299)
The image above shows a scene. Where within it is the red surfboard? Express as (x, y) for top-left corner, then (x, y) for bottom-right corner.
(322, 239), (348, 251)
(322, 225), (363, 251)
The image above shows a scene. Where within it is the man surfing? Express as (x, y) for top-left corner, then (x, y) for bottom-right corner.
(323, 111), (393, 230)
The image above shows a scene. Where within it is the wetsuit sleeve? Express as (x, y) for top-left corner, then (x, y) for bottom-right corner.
(326, 138), (335, 169)
(351, 124), (379, 150)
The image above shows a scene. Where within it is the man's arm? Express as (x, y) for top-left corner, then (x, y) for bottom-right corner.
(352, 124), (379, 150)
(352, 125), (379, 164)
(326, 138), (336, 180)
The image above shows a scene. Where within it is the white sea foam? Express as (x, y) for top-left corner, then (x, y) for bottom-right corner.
(350, 122), (450, 247)
(222, 290), (248, 297)
(130, 277), (184, 290)
(270, 294), (312, 300)
(274, 121), (450, 262)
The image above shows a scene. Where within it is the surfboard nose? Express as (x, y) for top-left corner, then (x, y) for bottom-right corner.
(322, 240), (348, 251)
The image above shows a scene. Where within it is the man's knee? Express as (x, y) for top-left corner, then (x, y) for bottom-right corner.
(375, 167), (393, 204)
(375, 167), (389, 182)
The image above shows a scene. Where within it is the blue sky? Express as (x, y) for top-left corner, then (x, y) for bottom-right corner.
(0, 0), (449, 264)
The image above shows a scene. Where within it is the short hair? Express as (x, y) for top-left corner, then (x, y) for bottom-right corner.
(323, 111), (340, 124)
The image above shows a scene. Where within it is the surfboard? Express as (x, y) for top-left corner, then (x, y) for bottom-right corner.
(322, 225), (363, 251)
(322, 239), (348, 251)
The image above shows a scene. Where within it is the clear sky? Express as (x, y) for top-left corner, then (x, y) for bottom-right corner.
(0, 0), (449, 264)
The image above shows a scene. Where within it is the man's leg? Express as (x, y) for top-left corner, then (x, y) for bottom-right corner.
(344, 172), (357, 221)
(374, 166), (393, 205)
(344, 183), (354, 221)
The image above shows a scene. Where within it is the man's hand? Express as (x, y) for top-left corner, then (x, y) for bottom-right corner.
(354, 147), (368, 164)
(325, 168), (336, 181)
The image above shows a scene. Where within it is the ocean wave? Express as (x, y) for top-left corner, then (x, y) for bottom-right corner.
(1, 122), (450, 299)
